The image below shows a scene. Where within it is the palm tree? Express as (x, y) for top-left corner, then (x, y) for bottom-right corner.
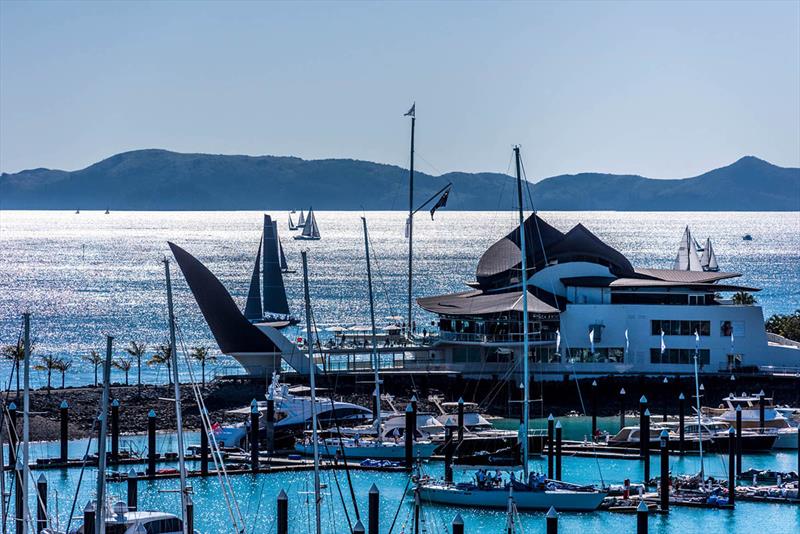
(2, 339), (32, 397)
(54, 358), (73, 389)
(190, 346), (216, 387)
(125, 341), (147, 391)
(113, 357), (133, 386)
(34, 354), (60, 391)
(148, 342), (173, 387)
(82, 350), (103, 387)
(732, 291), (757, 305)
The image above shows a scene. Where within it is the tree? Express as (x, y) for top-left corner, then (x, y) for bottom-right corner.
(190, 346), (216, 387)
(82, 350), (103, 387)
(34, 354), (60, 391)
(54, 358), (73, 389)
(113, 357), (133, 386)
(125, 341), (147, 391)
(148, 343), (173, 386)
(766, 309), (800, 342)
(2, 339), (32, 397)
(732, 291), (756, 305)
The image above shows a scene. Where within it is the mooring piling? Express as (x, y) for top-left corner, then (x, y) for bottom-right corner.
(547, 414), (554, 479)
(452, 513), (464, 534)
(736, 405), (743, 477)
(277, 489), (288, 534)
(678, 393), (685, 455)
(638, 396), (648, 460)
(8, 402), (18, 468)
(186, 494), (194, 534)
(83, 500), (96, 534)
(200, 408), (209, 476)
(127, 468), (138, 510)
(14, 458), (23, 534)
(636, 500), (648, 534)
(60, 400), (69, 463)
(619, 388), (626, 431)
(368, 483), (379, 534)
(266, 394), (276, 455)
(250, 399), (260, 473)
(457, 397), (465, 444)
(147, 409), (157, 479)
(444, 420), (454, 484)
(405, 403), (414, 471)
(659, 430), (669, 512)
(353, 520), (365, 534)
(758, 390), (765, 433)
(643, 409), (651, 484)
(591, 380), (598, 439)
(546, 506), (558, 534)
(555, 421), (562, 481)
(36, 472), (47, 532)
(728, 427), (736, 506)
(111, 399), (120, 464)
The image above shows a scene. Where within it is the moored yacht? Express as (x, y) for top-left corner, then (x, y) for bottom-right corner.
(704, 394), (799, 449)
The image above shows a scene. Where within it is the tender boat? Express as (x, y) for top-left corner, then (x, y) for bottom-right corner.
(294, 435), (437, 460)
(60, 503), (199, 534)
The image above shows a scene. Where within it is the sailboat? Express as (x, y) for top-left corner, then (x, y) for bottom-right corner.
(288, 212), (298, 231)
(297, 209), (306, 229)
(414, 147), (607, 512)
(294, 207), (321, 240)
(75, 209), (80, 214)
(700, 238), (719, 272)
(244, 214), (299, 327)
(673, 226), (703, 271)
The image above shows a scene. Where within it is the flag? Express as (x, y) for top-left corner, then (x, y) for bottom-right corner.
(556, 329), (561, 354)
(695, 330), (700, 351)
(589, 328), (595, 354)
(430, 189), (450, 220)
(660, 330), (666, 355)
(730, 332), (735, 353)
(404, 216), (410, 238)
(624, 328), (629, 355)
(404, 103), (415, 117)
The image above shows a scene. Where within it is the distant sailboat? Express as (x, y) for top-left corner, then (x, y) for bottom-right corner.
(105, 208), (110, 214)
(297, 209), (306, 228)
(700, 238), (719, 272)
(75, 209), (80, 214)
(294, 207), (321, 240)
(673, 226), (703, 271)
(243, 214), (298, 327)
(288, 212), (298, 231)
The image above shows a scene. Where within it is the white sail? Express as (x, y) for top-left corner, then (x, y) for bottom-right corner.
(704, 238), (719, 272)
(297, 210), (306, 227)
(673, 226), (703, 271)
(288, 213), (296, 230)
(300, 209), (321, 239)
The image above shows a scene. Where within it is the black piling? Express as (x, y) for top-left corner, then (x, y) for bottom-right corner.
(452, 513), (464, 534)
(444, 421), (454, 484)
(36, 473), (48, 532)
(678, 393), (685, 455)
(410, 398), (418, 443)
(111, 399), (120, 464)
(368, 483), (379, 534)
(353, 520), (365, 534)
(14, 459), (23, 534)
(457, 397), (465, 444)
(758, 390), (765, 433)
(728, 427), (736, 507)
(250, 400), (260, 473)
(8, 402), (18, 468)
(619, 388), (626, 431)
(200, 408), (209, 476)
(405, 404), (414, 471)
(60, 399), (69, 463)
(797, 426), (799, 475)
(555, 421), (562, 481)
(127, 468), (138, 510)
(639, 396), (648, 460)
(736, 405), (743, 477)
(643, 409), (651, 484)
(83, 501), (96, 534)
(186, 494), (194, 534)
(591, 380), (597, 439)
(636, 500), (648, 534)
(659, 430), (669, 512)
(266, 395), (276, 455)
(147, 409), (157, 479)
(661, 377), (669, 422)
(277, 489), (288, 534)
(547, 414), (554, 479)
(546, 506), (558, 534)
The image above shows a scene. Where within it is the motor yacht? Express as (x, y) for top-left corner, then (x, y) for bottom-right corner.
(704, 394), (798, 449)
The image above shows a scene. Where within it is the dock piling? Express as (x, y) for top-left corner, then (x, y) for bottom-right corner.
(678, 393), (685, 455)
(36, 472), (48, 532)
(186, 494), (194, 534)
(405, 404), (414, 471)
(83, 500), (96, 534)
(643, 409), (651, 484)
(444, 420), (454, 484)
(457, 397), (465, 444)
(735, 405), (742, 477)
(266, 394), (275, 455)
(758, 390), (765, 433)
(60, 400), (69, 463)
(147, 409), (157, 479)
(546, 506), (558, 534)
(591, 380), (597, 439)
(277, 489), (288, 534)
(368, 483), (379, 534)
(353, 520), (365, 534)
(555, 421), (562, 481)
(250, 399), (260, 473)
(127, 469), (138, 510)
(200, 408), (209, 476)
(547, 414), (554, 479)
(111, 399), (120, 464)
(14, 459), (23, 534)
(659, 430), (669, 512)
(619, 388), (626, 431)
(636, 500), (648, 534)
(452, 513), (464, 534)
(728, 427), (736, 506)
(8, 402), (18, 468)
(638, 396), (647, 460)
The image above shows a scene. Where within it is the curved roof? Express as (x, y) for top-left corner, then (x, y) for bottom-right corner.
(417, 289), (560, 316)
(546, 224), (634, 275)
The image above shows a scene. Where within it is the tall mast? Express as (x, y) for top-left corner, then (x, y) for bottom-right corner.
(407, 107), (415, 340)
(164, 259), (189, 533)
(301, 251), (322, 534)
(95, 334), (113, 534)
(514, 146), (530, 480)
(362, 217), (381, 438)
(22, 313), (31, 534)
(693, 347), (704, 482)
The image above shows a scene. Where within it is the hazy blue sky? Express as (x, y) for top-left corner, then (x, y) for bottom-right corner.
(1, 0), (798, 179)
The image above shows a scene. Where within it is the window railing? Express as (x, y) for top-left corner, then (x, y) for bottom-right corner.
(438, 331), (557, 344)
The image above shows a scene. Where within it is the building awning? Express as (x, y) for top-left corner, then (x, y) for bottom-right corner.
(633, 268), (741, 283)
(417, 289), (561, 316)
(610, 278), (760, 292)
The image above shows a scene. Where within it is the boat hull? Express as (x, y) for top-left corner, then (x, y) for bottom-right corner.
(295, 441), (437, 460)
(416, 485), (606, 511)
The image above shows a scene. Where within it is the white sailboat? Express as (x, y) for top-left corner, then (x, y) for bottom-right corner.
(700, 238), (719, 272)
(294, 207), (321, 240)
(415, 147), (607, 512)
(297, 209), (306, 228)
(288, 212), (298, 231)
(673, 226), (703, 271)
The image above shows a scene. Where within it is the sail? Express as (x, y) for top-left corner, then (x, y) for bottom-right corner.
(262, 215), (291, 315)
(301, 208), (321, 239)
(704, 238), (719, 271)
(243, 238), (263, 320)
(673, 226), (702, 271)
(288, 213), (295, 230)
(271, 220), (289, 271)
(297, 210), (305, 227)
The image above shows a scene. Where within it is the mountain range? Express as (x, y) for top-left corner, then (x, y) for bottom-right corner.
(1, 150), (798, 211)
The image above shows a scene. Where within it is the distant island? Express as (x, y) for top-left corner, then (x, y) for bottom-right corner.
(1, 150), (798, 211)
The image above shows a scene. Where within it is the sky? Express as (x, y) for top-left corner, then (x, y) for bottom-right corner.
(1, 0), (798, 180)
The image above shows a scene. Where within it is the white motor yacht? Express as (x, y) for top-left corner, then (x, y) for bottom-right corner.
(704, 394), (798, 449)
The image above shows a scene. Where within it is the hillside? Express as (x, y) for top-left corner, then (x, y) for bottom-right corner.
(1, 150), (797, 211)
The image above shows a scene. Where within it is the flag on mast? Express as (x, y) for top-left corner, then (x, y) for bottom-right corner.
(589, 328), (595, 354)
(429, 188), (450, 220)
(660, 330), (666, 355)
(556, 329), (561, 355)
(404, 103), (415, 117)
(624, 328), (629, 356)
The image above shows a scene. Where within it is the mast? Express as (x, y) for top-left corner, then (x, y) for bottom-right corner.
(164, 259), (189, 534)
(22, 313), (31, 534)
(407, 107), (415, 340)
(693, 343), (705, 483)
(362, 217), (381, 438)
(301, 251), (322, 534)
(514, 146), (530, 480)
(95, 334), (113, 534)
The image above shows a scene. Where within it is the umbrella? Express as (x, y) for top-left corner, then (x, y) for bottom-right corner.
(349, 325), (372, 332)
(325, 326), (348, 332)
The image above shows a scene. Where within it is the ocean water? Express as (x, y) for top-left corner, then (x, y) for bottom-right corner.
(0, 210), (798, 387)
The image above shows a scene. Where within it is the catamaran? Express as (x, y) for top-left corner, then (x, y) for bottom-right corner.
(294, 207), (321, 240)
(414, 147), (607, 511)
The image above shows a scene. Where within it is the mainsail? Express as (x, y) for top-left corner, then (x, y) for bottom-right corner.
(263, 215), (291, 315)
(700, 238), (719, 272)
(673, 226), (703, 271)
(300, 208), (321, 239)
(288, 213), (296, 230)
(297, 210), (306, 227)
(243, 239), (263, 321)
